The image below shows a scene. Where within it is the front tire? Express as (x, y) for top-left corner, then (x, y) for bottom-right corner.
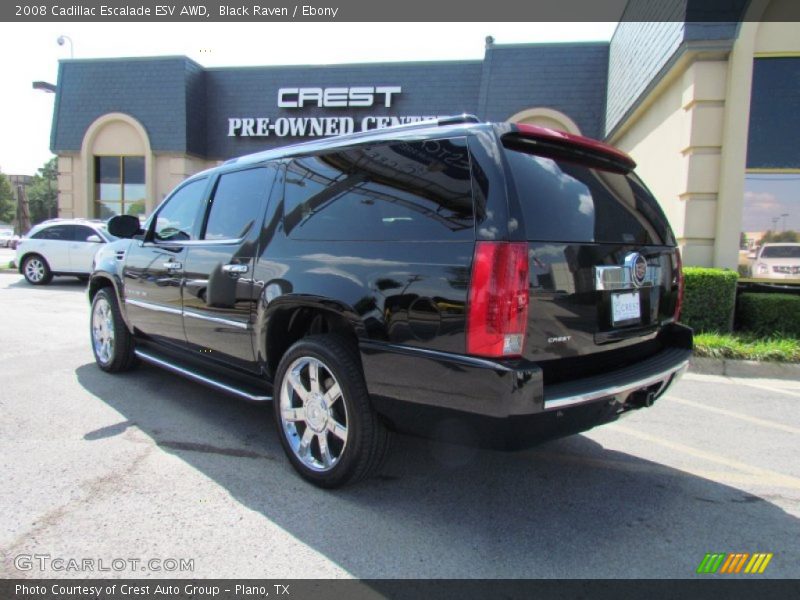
(22, 255), (52, 285)
(274, 335), (389, 488)
(91, 288), (138, 373)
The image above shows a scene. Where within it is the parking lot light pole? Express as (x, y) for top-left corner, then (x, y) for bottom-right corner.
(57, 35), (74, 58)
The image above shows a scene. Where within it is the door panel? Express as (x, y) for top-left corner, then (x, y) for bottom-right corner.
(70, 225), (104, 273)
(123, 243), (187, 347)
(183, 246), (256, 364)
(29, 225), (72, 271)
(122, 176), (210, 348)
(182, 166), (276, 369)
(38, 239), (70, 271)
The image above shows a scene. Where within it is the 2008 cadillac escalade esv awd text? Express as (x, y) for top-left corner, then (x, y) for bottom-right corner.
(88, 116), (692, 487)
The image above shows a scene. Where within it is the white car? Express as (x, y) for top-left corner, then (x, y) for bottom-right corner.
(16, 219), (116, 285)
(752, 242), (800, 280)
(0, 228), (16, 248)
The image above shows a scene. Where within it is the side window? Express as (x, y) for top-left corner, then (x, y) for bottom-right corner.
(153, 179), (207, 242)
(283, 138), (475, 241)
(31, 225), (71, 241)
(203, 168), (273, 240)
(73, 225), (100, 242)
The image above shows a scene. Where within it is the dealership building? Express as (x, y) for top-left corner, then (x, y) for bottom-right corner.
(49, 0), (799, 269)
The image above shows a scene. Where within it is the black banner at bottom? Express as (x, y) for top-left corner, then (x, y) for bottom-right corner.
(2, 579), (800, 600)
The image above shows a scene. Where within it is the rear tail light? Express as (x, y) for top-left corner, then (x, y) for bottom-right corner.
(674, 247), (684, 322)
(466, 241), (529, 358)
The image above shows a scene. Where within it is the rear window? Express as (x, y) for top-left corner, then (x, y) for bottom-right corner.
(761, 245), (800, 258)
(503, 148), (674, 245)
(31, 225), (73, 241)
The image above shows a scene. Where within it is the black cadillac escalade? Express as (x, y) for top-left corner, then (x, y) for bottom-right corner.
(88, 116), (692, 487)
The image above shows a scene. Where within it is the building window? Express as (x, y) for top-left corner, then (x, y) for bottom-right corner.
(739, 173), (800, 277)
(740, 57), (800, 278)
(94, 156), (145, 219)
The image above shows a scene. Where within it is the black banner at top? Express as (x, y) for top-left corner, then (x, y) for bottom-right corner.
(3, 0), (800, 22)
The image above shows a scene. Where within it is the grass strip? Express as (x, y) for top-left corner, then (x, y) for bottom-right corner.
(694, 332), (800, 362)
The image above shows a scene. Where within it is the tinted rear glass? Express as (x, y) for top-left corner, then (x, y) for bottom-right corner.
(31, 225), (72, 240)
(283, 138), (475, 241)
(503, 148), (674, 245)
(761, 245), (800, 258)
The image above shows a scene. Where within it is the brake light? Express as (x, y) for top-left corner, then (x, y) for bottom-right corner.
(674, 247), (684, 321)
(466, 241), (529, 357)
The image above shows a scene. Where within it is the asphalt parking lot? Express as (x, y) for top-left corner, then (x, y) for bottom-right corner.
(0, 269), (798, 579)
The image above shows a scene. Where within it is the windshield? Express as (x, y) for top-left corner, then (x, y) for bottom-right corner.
(761, 245), (800, 258)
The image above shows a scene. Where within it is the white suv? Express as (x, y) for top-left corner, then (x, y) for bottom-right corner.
(752, 243), (800, 280)
(16, 219), (115, 285)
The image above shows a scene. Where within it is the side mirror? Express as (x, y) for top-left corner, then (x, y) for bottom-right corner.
(107, 214), (143, 239)
(86, 234), (103, 243)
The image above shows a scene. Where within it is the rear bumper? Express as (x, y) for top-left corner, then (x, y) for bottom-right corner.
(543, 345), (689, 411)
(360, 323), (692, 449)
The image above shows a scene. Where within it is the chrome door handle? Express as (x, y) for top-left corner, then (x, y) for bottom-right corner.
(163, 261), (182, 270)
(222, 264), (248, 274)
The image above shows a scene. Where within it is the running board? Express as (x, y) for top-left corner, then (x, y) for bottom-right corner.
(134, 349), (272, 402)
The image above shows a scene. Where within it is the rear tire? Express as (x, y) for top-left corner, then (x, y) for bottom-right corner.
(274, 335), (389, 488)
(91, 288), (138, 373)
(22, 255), (52, 285)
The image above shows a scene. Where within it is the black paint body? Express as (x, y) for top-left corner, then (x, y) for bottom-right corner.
(90, 121), (692, 449)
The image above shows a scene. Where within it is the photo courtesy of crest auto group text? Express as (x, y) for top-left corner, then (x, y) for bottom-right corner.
(1, 0), (799, 595)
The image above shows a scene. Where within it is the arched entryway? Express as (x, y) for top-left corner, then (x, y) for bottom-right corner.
(80, 113), (154, 219)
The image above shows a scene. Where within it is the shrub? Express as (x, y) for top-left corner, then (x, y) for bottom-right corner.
(680, 267), (738, 333)
(737, 293), (800, 337)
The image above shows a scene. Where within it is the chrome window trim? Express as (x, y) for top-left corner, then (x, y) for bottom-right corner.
(141, 238), (245, 249)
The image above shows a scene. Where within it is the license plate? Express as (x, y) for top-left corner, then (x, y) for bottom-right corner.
(611, 292), (641, 325)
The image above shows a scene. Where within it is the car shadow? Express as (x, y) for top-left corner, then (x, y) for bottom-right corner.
(75, 362), (800, 578)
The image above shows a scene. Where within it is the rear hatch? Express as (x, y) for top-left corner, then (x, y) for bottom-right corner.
(500, 125), (682, 382)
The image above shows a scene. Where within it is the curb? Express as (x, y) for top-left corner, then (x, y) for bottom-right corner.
(689, 356), (800, 380)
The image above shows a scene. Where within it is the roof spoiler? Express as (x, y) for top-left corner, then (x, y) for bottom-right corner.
(503, 123), (636, 172)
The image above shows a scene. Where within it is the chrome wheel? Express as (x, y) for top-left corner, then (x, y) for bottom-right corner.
(279, 356), (348, 472)
(24, 258), (45, 282)
(91, 296), (115, 365)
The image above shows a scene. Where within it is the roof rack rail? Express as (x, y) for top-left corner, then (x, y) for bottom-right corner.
(378, 113), (481, 132)
(437, 114), (481, 126)
(223, 114), (485, 166)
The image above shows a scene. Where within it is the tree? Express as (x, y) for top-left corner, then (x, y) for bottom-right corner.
(27, 157), (58, 225)
(762, 229), (799, 244)
(0, 172), (15, 224)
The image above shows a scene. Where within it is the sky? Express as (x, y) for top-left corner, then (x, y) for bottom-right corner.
(0, 22), (617, 175)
